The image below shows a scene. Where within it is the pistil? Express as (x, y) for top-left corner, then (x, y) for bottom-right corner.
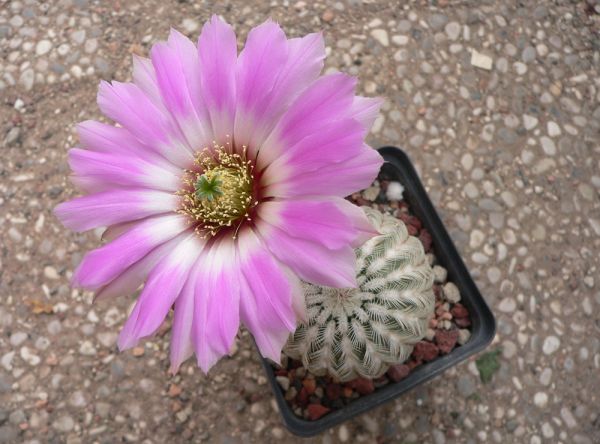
(179, 141), (257, 238)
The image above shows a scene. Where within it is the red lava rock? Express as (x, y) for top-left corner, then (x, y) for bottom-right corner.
(307, 403), (330, 420)
(419, 229), (433, 252)
(302, 378), (317, 395)
(398, 214), (422, 230)
(397, 212), (410, 223)
(387, 364), (410, 382)
(455, 316), (472, 328)
(275, 369), (288, 377)
(435, 329), (459, 354)
(342, 386), (353, 398)
(350, 377), (375, 395)
(355, 196), (370, 206)
(412, 341), (440, 362)
(407, 359), (421, 370)
(297, 387), (309, 406)
(451, 303), (469, 318)
(325, 383), (341, 401)
(407, 224), (419, 236)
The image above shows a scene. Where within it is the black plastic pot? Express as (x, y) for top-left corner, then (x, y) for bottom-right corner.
(260, 146), (496, 437)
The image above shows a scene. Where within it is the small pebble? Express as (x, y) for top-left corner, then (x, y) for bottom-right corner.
(35, 39), (52, 56)
(386, 181), (404, 201)
(370, 29), (389, 47)
(442, 282), (461, 303)
(471, 49), (492, 70)
(542, 336), (560, 355)
(457, 329), (471, 345)
(432, 265), (447, 284)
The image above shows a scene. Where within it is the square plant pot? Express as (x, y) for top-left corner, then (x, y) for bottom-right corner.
(259, 146), (496, 437)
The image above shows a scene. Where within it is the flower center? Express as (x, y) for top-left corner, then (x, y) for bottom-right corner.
(179, 143), (257, 238)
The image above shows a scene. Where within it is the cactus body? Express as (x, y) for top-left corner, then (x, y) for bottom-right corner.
(284, 207), (435, 382)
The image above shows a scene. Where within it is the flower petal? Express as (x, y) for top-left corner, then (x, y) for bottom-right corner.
(261, 118), (365, 188)
(198, 16), (237, 142)
(68, 148), (181, 193)
(268, 32), (325, 113)
(192, 238), (240, 373)
(94, 234), (184, 302)
(350, 96), (384, 130)
(241, 32), (326, 154)
(169, 271), (196, 373)
(237, 228), (299, 362)
(334, 198), (379, 245)
(118, 234), (202, 350)
(55, 189), (179, 232)
(234, 20), (288, 158)
(97, 80), (193, 167)
(151, 30), (213, 149)
(254, 218), (357, 289)
(72, 214), (188, 290)
(101, 220), (141, 243)
(77, 120), (149, 159)
(258, 198), (364, 250)
(263, 144), (384, 198)
(257, 73), (356, 168)
(132, 55), (164, 107)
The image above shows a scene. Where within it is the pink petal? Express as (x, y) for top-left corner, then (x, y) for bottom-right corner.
(72, 214), (188, 290)
(55, 189), (178, 232)
(268, 32), (325, 113)
(257, 73), (356, 168)
(240, 32), (326, 155)
(94, 234), (184, 301)
(350, 96), (384, 130)
(169, 271), (196, 373)
(68, 148), (181, 193)
(254, 217), (357, 288)
(198, 16), (237, 142)
(118, 234), (203, 350)
(281, 265), (307, 323)
(132, 55), (164, 108)
(237, 228), (299, 362)
(101, 220), (141, 243)
(258, 198), (363, 250)
(77, 120), (149, 159)
(261, 118), (365, 187)
(333, 197), (379, 246)
(97, 80), (193, 167)
(151, 30), (213, 149)
(239, 276), (290, 364)
(192, 238), (240, 373)
(234, 20), (288, 158)
(263, 144), (384, 198)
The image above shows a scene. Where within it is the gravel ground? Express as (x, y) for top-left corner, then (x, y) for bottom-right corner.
(1, 0), (600, 443)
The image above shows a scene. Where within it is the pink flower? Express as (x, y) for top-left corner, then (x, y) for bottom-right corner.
(55, 16), (383, 373)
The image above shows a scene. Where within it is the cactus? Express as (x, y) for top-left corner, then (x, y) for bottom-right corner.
(284, 207), (435, 382)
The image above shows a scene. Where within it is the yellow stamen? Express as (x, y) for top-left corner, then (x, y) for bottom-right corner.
(178, 140), (256, 238)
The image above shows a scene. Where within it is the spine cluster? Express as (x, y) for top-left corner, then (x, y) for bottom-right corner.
(285, 207), (435, 382)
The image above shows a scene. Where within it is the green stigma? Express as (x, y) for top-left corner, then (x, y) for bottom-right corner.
(194, 174), (223, 201)
(179, 144), (258, 238)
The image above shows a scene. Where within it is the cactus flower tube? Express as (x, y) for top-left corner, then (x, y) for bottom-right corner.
(285, 208), (435, 382)
(55, 16), (383, 373)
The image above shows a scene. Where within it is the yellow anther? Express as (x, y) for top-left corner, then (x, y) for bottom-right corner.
(178, 145), (257, 238)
